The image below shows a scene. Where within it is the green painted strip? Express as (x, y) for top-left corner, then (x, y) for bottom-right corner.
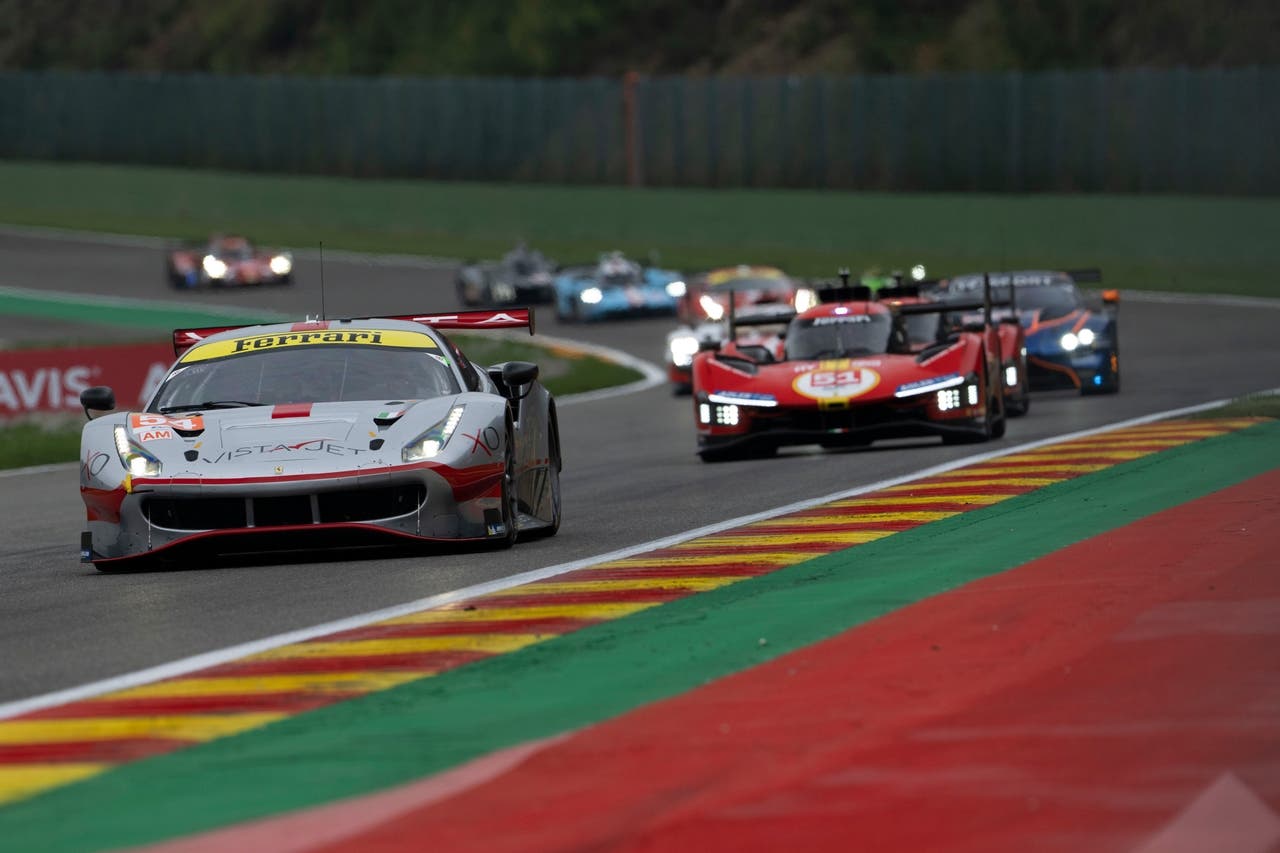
(3, 421), (1277, 852)
(0, 286), (285, 330)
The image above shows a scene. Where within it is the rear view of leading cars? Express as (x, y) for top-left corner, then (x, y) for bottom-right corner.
(691, 276), (1009, 461)
(78, 310), (561, 571)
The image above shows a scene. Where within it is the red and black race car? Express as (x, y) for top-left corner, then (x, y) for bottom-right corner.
(167, 235), (294, 289)
(691, 273), (1009, 462)
(878, 282), (1030, 417)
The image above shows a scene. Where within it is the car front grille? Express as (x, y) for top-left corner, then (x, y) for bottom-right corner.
(143, 485), (427, 531)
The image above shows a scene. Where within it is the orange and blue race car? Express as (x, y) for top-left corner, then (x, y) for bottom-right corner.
(166, 235), (294, 289)
(928, 269), (1119, 395)
(691, 273), (1009, 462)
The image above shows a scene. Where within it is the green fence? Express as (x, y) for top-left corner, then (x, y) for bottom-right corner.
(1, 68), (1275, 193)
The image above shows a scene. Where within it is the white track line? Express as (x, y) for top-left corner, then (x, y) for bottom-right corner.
(2, 391), (1275, 721)
(0, 223), (456, 268)
(0, 285), (292, 320)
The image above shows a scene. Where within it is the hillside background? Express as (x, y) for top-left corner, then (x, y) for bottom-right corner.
(3, 0), (1278, 76)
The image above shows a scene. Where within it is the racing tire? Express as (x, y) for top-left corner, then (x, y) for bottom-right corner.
(521, 407), (562, 540)
(495, 423), (519, 549)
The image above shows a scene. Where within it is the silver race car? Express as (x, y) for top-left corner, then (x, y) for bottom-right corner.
(78, 309), (561, 571)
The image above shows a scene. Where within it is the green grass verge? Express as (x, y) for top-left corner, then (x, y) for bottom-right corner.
(1193, 391), (1280, 420)
(2, 161), (1277, 298)
(0, 336), (640, 470)
(0, 422), (83, 469)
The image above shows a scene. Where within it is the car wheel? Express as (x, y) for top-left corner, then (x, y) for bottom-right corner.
(522, 408), (561, 540)
(495, 425), (518, 549)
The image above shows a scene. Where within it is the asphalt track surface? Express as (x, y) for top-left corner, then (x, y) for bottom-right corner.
(1, 230), (1278, 704)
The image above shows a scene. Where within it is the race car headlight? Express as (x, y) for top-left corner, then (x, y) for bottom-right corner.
(580, 287), (603, 305)
(1060, 332), (1080, 352)
(707, 391), (777, 408)
(202, 255), (228, 279)
(698, 294), (725, 321)
(402, 405), (465, 462)
(113, 426), (161, 477)
(894, 373), (965, 398)
(269, 255), (292, 276)
(1077, 328), (1095, 347)
(668, 334), (700, 367)
(910, 264), (927, 281)
(665, 280), (687, 298)
(1005, 365), (1018, 387)
(936, 388), (961, 411)
(793, 288), (817, 313)
(713, 404), (740, 426)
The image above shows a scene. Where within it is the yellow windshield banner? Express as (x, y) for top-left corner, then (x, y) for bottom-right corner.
(182, 329), (436, 362)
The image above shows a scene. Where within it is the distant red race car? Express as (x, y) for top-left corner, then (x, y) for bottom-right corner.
(664, 265), (813, 393)
(167, 235), (294, 289)
(691, 275), (1009, 461)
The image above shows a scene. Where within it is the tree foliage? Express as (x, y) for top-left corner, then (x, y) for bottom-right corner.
(2, 0), (1276, 75)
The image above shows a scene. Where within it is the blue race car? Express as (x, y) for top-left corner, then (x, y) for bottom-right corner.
(930, 269), (1120, 395)
(554, 251), (684, 322)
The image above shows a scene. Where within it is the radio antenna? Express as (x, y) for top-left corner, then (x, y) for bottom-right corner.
(319, 241), (327, 321)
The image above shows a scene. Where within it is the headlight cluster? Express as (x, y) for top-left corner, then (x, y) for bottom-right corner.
(698, 402), (740, 426)
(580, 287), (603, 304)
(1060, 328), (1096, 352)
(113, 426), (161, 477)
(1005, 365), (1018, 387)
(668, 335), (701, 367)
(269, 254), (293, 276)
(665, 280), (687, 298)
(402, 405), (465, 462)
(202, 255), (229, 279)
(936, 388), (962, 411)
(936, 382), (979, 412)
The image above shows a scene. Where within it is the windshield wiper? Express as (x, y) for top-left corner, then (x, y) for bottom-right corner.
(158, 400), (262, 413)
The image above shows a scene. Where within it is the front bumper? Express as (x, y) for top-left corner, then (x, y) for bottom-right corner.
(696, 400), (988, 453)
(83, 460), (505, 565)
(1027, 347), (1116, 391)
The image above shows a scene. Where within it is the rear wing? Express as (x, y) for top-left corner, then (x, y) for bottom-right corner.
(172, 309), (534, 357)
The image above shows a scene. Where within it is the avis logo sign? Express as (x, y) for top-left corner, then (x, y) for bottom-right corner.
(0, 366), (93, 413)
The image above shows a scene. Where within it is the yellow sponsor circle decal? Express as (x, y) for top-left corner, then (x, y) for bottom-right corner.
(182, 329), (436, 362)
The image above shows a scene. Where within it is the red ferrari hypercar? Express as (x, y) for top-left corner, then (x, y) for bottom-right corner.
(691, 278), (1009, 461)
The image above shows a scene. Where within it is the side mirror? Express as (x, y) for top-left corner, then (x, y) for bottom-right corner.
(501, 361), (539, 387)
(1102, 289), (1120, 305)
(488, 361), (539, 401)
(962, 321), (986, 333)
(698, 338), (721, 352)
(80, 386), (116, 420)
(1000, 316), (1021, 325)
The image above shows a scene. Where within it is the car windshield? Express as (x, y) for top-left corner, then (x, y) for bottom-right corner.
(601, 271), (638, 287)
(150, 345), (461, 410)
(212, 243), (254, 261)
(902, 312), (941, 346)
(712, 277), (791, 299)
(785, 313), (896, 360)
(1015, 283), (1082, 320)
